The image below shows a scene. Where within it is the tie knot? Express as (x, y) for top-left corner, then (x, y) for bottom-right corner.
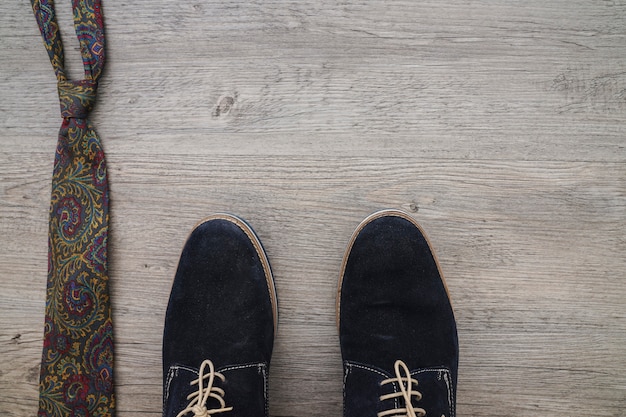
(58, 79), (98, 119)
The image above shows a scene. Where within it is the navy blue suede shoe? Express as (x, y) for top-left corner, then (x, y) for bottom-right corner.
(163, 214), (277, 417)
(338, 210), (458, 417)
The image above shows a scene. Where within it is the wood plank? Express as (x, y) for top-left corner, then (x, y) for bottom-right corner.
(1, 153), (625, 416)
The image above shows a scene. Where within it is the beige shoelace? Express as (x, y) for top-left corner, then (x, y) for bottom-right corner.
(176, 360), (233, 417)
(378, 360), (427, 417)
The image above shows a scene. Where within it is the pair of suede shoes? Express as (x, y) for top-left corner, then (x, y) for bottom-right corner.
(163, 209), (458, 417)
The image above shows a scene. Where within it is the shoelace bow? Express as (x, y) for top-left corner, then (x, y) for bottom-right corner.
(378, 360), (427, 417)
(176, 360), (233, 417)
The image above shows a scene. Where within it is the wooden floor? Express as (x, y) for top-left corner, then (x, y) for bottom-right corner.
(1, 1), (625, 416)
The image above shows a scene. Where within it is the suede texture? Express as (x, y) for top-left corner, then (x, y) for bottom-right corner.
(339, 211), (458, 416)
(162, 216), (275, 417)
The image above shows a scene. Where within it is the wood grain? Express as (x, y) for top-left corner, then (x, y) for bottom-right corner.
(1, 1), (625, 416)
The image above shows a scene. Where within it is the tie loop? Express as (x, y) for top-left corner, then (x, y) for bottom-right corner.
(58, 79), (98, 119)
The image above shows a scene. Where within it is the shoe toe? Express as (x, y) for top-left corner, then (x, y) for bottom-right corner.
(163, 215), (276, 375)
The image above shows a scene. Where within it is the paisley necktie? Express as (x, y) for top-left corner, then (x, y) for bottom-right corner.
(31, 1), (115, 416)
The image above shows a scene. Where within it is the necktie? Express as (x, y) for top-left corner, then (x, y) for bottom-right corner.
(31, 1), (115, 416)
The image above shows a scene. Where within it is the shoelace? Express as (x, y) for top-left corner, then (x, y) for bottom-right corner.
(378, 360), (427, 417)
(176, 360), (233, 417)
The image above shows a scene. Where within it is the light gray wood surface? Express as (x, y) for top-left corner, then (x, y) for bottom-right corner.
(1, 1), (625, 416)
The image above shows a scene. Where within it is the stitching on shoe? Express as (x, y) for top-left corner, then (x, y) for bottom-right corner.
(164, 366), (180, 402)
(346, 361), (391, 379)
(170, 364), (200, 374)
(441, 370), (454, 417)
(343, 362), (350, 417)
(410, 368), (454, 417)
(163, 366), (180, 415)
(219, 362), (266, 372)
(168, 362), (266, 375)
(346, 361), (454, 417)
(261, 364), (269, 417)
